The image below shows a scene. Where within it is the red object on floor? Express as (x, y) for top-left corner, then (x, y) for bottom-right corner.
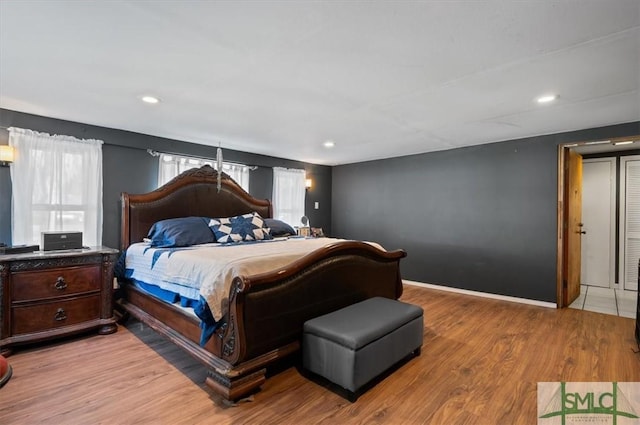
(0, 354), (12, 387)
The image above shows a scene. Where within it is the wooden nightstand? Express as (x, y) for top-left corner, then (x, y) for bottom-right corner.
(0, 247), (119, 355)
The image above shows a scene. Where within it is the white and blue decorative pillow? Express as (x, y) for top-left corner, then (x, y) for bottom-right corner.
(208, 212), (272, 243)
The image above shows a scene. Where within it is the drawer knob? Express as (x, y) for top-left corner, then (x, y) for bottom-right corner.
(54, 308), (67, 322)
(54, 277), (67, 291)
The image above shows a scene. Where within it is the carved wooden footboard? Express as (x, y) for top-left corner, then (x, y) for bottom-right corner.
(118, 240), (405, 401)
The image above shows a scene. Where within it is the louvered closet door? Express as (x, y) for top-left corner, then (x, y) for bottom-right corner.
(621, 156), (640, 291)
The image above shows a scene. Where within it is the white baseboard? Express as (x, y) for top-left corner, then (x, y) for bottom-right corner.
(403, 280), (557, 309)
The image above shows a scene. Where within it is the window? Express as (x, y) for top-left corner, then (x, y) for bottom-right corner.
(9, 127), (103, 246)
(272, 167), (306, 227)
(158, 153), (250, 192)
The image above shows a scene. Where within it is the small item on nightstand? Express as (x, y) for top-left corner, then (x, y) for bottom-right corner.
(0, 245), (39, 255)
(298, 227), (311, 237)
(299, 216), (311, 237)
(41, 231), (82, 251)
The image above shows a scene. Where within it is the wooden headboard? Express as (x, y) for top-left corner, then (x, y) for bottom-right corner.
(120, 165), (272, 250)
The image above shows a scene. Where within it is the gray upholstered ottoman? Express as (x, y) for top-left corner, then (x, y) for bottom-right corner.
(302, 297), (423, 398)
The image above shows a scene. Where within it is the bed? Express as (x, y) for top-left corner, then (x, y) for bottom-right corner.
(117, 165), (406, 402)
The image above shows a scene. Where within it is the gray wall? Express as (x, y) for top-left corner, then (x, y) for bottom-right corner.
(332, 122), (640, 303)
(0, 109), (332, 249)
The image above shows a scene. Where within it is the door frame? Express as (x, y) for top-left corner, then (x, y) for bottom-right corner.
(557, 136), (640, 308)
(557, 145), (572, 308)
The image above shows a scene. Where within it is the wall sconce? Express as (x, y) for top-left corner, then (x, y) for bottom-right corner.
(0, 146), (14, 167)
(305, 178), (313, 189)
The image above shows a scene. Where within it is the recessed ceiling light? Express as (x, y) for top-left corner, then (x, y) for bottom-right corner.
(141, 95), (160, 104)
(536, 94), (557, 104)
(323, 140), (335, 148)
(614, 141), (634, 146)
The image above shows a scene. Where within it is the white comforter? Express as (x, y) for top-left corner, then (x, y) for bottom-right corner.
(126, 238), (379, 321)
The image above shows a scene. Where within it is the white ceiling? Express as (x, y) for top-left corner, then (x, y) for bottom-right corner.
(1, 1), (638, 165)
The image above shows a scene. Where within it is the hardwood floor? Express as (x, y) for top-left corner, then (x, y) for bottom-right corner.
(1, 284), (638, 424)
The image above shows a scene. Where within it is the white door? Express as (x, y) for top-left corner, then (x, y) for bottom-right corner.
(620, 155), (640, 291)
(581, 159), (615, 287)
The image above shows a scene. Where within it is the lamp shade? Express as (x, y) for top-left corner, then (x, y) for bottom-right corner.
(305, 178), (312, 189)
(0, 146), (14, 164)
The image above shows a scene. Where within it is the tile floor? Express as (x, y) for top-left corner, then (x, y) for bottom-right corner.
(569, 285), (638, 318)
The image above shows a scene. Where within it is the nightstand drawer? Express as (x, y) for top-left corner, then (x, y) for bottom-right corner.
(12, 295), (101, 335)
(11, 266), (101, 301)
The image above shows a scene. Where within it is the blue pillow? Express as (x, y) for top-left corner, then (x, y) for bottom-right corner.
(264, 218), (296, 237)
(208, 212), (273, 243)
(147, 217), (215, 247)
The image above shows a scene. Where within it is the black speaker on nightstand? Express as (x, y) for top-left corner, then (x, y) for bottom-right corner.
(41, 231), (82, 251)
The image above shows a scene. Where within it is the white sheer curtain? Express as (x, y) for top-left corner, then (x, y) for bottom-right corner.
(221, 162), (250, 192)
(9, 127), (103, 246)
(158, 153), (250, 192)
(158, 153), (212, 186)
(272, 167), (306, 228)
